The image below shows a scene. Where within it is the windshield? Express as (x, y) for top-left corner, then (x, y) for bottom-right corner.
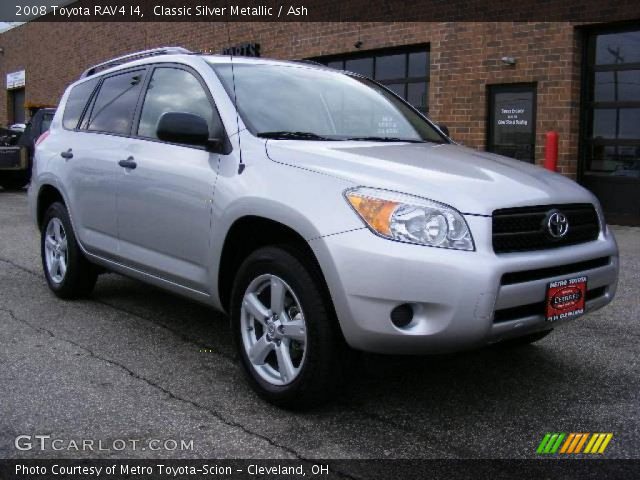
(209, 62), (446, 143)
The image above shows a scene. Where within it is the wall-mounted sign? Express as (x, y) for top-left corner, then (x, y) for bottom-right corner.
(7, 70), (25, 90)
(222, 43), (260, 57)
(487, 83), (537, 163)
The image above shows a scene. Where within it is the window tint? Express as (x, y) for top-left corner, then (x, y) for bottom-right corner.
(62, 78), (98, 130)
(41, 113), (54, 133)
(87, 71), (144, 135)
(137, 68), (216, 139)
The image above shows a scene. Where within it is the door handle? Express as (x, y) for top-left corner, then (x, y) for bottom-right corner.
(118, 157), (137, 169)
(60, 149), (73, 159)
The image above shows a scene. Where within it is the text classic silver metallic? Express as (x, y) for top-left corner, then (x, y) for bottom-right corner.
(28, 48), (619, 407)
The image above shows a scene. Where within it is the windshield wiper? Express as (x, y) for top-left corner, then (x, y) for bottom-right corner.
(345, 136), (429, 143)
(256, 131), (335, 141)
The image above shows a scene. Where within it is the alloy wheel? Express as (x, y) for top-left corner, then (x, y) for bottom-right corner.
(44, 217), (68, 284)
(240, 274), (308, 386)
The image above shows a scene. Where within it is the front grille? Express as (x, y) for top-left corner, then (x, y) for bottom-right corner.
(493, 285), (608, 323)
(492, 204), (600, 253)
(501, 256), (610, 285)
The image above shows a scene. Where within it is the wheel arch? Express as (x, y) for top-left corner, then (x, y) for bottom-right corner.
(217, 215), (333, 317)
(36, 183), (66, 230)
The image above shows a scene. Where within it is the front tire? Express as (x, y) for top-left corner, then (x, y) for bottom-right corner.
(41, 202), (97, 299)
(231, 246), (348, 409)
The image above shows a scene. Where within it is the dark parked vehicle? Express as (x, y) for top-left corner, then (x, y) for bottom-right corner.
(0, 108), (55, 190)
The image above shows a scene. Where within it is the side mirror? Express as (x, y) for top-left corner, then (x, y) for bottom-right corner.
(157, 112), (222, 149)
(438, 124), (450, 137)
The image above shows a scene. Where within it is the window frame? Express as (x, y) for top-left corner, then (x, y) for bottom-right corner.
(131, 63), (230, 152)
(580, 24), (640, 177)
(80, 66), (149, 137)
(73, 62), (231, 153)
(62, 77), (101, 131)
(310, 45), (430, 113)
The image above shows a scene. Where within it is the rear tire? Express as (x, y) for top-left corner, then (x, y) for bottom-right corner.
(231, 246), (349, 409)
(41, 202), (97, 299)
(495, 329), (553, 348)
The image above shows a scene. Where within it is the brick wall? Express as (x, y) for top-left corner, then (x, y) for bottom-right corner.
(0, 21), (589, 176)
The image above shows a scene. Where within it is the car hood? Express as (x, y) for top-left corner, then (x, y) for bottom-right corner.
(266, 141), (596, 215)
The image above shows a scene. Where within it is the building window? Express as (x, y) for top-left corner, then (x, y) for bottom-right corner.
(583, 28), (640, 176)
(311, 46), (430, 114)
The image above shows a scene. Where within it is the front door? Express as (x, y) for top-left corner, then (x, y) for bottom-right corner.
(116, 65), (223, 292)
(487, 83), (537, 163)
(580, 26), (640, 225)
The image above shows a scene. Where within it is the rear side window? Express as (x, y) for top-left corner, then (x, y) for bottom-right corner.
(137, 67), (217, 139)
(41, 113), (54, 133)
(62, 78), (98, 130)
(86, 71), (144, 135)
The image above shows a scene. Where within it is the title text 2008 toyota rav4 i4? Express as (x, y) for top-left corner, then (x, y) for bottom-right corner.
(29, 47), (619, 408)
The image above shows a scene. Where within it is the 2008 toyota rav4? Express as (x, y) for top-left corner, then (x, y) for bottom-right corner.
(29, 47), (619, 408)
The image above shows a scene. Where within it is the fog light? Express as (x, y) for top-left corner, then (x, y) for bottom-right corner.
(390, 303), (414, 328)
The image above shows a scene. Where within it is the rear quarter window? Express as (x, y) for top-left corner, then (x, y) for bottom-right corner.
(62, 78), (99, 130)
(86, 71), (144, 135)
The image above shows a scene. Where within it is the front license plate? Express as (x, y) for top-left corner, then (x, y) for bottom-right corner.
(546, 276), (587, 322)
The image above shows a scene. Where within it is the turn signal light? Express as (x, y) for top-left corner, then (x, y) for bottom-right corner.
(346, 194), (398, 236)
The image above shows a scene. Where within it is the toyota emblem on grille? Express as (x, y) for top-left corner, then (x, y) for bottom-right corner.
(545, 210), (569, 239)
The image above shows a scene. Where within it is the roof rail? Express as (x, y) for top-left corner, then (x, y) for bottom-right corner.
(80, 47), (192, 79)
(294, 59), (325, 66)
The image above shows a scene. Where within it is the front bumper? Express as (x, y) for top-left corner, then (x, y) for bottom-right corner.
(309, 216), (619, 354)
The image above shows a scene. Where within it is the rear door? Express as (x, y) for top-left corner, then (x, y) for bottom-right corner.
(115, 65), (223, 292)
(64, 69), (146, 258)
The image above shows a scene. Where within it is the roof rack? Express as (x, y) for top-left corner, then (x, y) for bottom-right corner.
(80, 47), (192, 79)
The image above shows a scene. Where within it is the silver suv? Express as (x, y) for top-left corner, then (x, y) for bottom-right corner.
(29, 47), (619, 408)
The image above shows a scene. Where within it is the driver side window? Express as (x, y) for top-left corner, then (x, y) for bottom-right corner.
(137, 67), (218, 140)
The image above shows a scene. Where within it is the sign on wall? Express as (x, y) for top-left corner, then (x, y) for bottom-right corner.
(487, 83), (537, 162)
(222, 43), (260, 57)
(7, 70), (25, 90)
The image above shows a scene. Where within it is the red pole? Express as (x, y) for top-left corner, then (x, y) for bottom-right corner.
(544, 131), (558, 172)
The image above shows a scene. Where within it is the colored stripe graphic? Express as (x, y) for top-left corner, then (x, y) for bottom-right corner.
(537, 433), (552, 454)
(537, 433), (565, 454)
(538, 433), (613, 454)
(584, 433), (614, 454)
(597, 433), (613, 454)
(574, 433), (589, 454)
(559, 433), (575, 453)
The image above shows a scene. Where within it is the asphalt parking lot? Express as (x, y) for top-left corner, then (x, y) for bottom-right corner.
(0, 189), (638, 461)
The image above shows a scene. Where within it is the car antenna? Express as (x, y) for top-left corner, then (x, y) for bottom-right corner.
(226, 22), (245, 174)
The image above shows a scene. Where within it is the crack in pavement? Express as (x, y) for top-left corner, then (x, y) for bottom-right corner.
(0, 257), (42, 278)
(0, 305), (364, 477)
(92, 298), (237, 363)
(0, 256), (235, 362)
(0, 256), (449, 463)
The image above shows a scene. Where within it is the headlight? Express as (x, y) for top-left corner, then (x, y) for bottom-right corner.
(345, 187), (474, 251)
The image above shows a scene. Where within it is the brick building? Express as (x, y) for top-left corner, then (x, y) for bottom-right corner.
(0, 21), (638, 222)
